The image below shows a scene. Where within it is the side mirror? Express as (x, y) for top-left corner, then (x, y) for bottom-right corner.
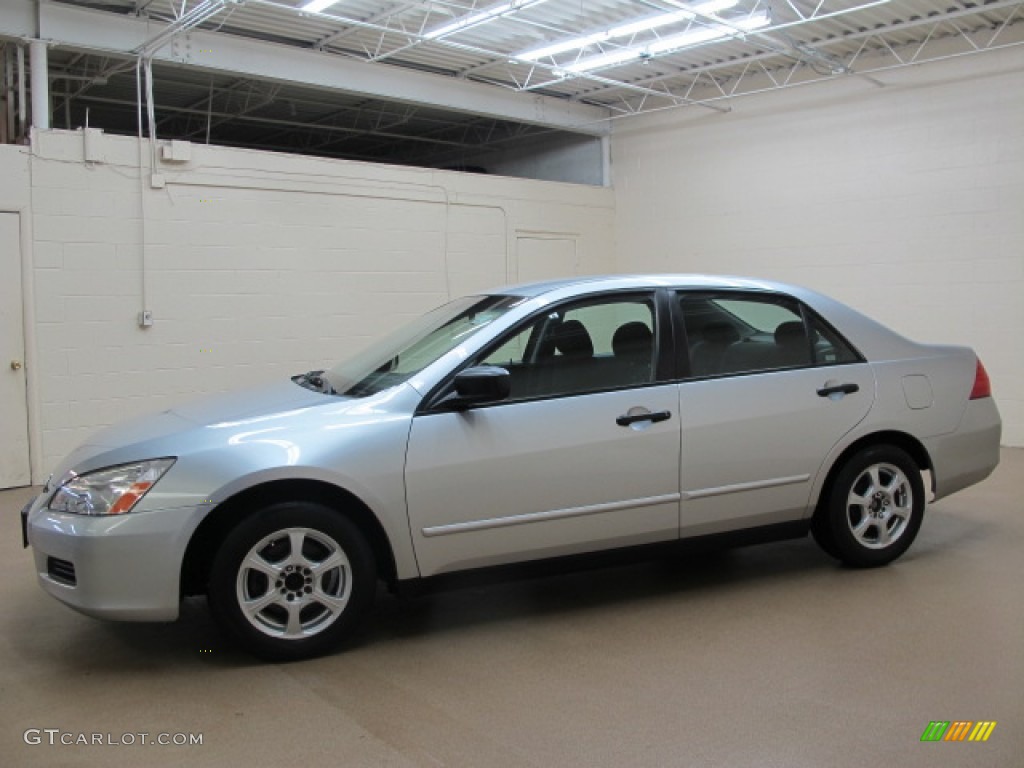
(443, 365), (511, 410)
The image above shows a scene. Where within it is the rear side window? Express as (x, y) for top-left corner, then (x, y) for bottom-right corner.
(679, 293), (860, 378)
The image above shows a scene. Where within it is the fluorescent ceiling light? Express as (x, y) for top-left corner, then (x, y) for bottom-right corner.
(561, 47), (638, 73)
(302, 0), (342, 13)
(564, 10), (770, 74)
(425, 2), (512, 40)
(424, 0), (547, 41)
(648, 11), (770, 53)
(516, 0), (739, 61)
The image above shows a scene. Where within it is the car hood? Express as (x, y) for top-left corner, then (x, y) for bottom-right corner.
(174, 380), (334, 427)
(100, 380), (330, 442)
(49, 380), (352, 480)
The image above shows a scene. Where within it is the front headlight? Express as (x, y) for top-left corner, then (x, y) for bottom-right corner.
(48, 459), (176, 516)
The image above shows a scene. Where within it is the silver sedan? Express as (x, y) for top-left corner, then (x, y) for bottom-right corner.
(22, 275), (1001, 659)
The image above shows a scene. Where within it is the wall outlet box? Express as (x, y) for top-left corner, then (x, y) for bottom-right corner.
(161, 140), (192, 163)
(83, 127), (105, 163)
(138, 310), (153, 328)
(150, 173), (166, 188)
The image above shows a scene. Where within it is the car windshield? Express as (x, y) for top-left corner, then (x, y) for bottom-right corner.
(324, 295), (521, 397)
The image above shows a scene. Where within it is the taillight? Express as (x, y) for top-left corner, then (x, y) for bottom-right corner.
(969, 359), (992, 400)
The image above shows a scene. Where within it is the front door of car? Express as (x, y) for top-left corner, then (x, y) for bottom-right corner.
(676, 291), (875, 534)
(404, 292), (681, 577)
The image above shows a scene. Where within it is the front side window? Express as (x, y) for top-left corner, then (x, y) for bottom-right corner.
(475, 294), (658, 401)
(326, 295), (521, 397)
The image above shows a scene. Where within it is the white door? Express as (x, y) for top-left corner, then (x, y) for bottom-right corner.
(405, 292), (680, 576)
(516, 235), (578, 282)
(0, 212), (30, 488)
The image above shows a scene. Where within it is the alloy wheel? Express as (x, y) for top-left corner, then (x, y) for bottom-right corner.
(235, 527), (352, 639)
(845, 462), (913, 550)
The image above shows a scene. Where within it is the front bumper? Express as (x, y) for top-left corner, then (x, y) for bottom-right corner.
(25, 495), (205, 622)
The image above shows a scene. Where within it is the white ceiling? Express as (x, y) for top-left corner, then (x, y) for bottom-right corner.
(122, 0), (1024, 114)
(2, 1), (1022, 167)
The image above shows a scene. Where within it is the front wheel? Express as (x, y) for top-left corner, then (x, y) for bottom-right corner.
(208, 501), (376, 660)
(815, 445), (925, 568)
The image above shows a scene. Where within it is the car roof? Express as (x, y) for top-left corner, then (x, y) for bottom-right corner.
(494, 274), (795, 298)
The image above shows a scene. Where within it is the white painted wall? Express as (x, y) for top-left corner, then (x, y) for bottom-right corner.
(8, 132), (614, 481)
(612, 47), (1024, 447)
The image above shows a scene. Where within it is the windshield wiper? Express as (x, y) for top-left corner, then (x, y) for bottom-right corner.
(292, 370), (336, 395)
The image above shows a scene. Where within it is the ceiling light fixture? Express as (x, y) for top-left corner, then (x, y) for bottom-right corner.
(516, 0), (739, 61)
(301, 0), (342, 13)
(563, 10), (771, 74)
(423, 0), (548, 41)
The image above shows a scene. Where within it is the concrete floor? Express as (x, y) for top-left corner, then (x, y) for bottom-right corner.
(2, 450), (1021, 768)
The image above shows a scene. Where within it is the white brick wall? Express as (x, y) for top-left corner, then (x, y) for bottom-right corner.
(9, 134), (614, 479)
(612, 47), (1024, 446)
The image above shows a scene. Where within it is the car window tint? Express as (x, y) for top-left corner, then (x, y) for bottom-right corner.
(563, 302), (652, 356)
(681, 294), (811, 377)
(715, 299), (795, 334)
(479, 296), (656, 400)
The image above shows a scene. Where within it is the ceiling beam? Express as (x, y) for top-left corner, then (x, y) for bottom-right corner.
(576, 0), (1024, 100)
(0, 0), (611, 136)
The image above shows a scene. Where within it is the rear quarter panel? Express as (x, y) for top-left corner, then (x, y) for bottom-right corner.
(867, 345), (975, 439)
(808, 342), (999, 507)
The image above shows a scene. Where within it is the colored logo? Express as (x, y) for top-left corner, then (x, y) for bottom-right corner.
(920, 721), (996, 742)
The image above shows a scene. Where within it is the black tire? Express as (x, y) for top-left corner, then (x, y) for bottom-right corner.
(810, 511), (840, 560)
(815, 445), (925, 568)
(208, 501), (376, 661)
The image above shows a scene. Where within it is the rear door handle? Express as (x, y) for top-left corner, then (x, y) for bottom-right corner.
(817, 383), (859, 397)
(616, 410), (672, 427)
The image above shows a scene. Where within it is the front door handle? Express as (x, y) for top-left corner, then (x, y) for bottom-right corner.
(817, 382), (859, 397)
(616, 410), (672, 427)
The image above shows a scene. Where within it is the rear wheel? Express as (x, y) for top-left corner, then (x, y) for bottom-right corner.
(815, 445), (925, 567)
(208, 501), (376, 660)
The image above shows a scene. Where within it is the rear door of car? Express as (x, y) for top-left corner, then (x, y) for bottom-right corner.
(674, 290), (875, 535)
(404, 290), (681, 577)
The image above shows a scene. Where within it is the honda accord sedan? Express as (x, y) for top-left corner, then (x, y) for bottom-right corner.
(22, 275), (1001, 659)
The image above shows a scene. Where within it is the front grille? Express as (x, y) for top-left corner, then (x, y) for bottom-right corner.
(46, 557), (77, 586)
